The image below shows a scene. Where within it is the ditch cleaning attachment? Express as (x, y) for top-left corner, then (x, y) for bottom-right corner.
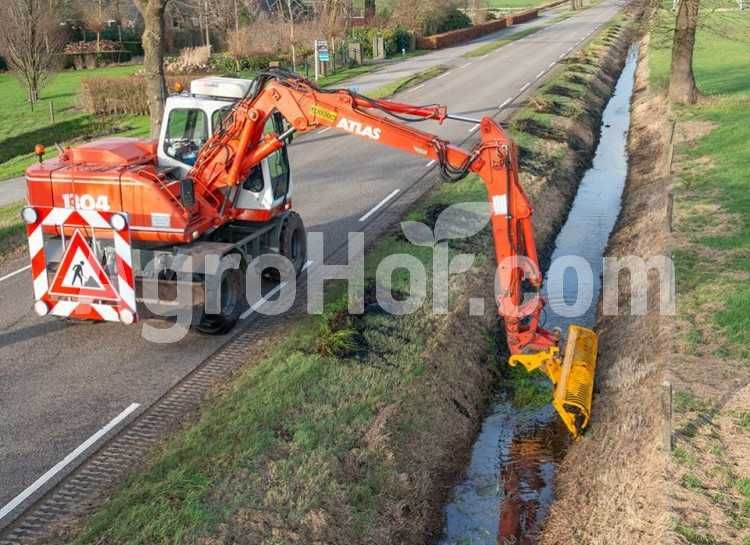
(509, 325), (598, 438)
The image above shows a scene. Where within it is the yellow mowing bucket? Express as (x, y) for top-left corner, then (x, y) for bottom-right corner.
(508, 324), (598, 439)
(553, 325), (598, 438)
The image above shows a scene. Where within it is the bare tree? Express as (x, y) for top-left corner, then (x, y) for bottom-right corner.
(81, 0), (109, 51)
(0, 0), (64, 110)
(134, 0), (169, 136)
(668, 0), (700, 104)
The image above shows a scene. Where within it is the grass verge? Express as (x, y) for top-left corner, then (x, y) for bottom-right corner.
(68, 174), (497, 545)
(0, 65), (148, 182)
(647, 10), (750, 545)
(0, 202), (24, 258)
(367, 65), (449, 99)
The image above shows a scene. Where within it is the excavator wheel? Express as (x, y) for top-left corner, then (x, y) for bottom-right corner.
(196, 267), (244, 335)
(280, 211), (307, 277)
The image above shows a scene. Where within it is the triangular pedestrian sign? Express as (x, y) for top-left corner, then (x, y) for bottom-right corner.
(49, 229), (120, 301)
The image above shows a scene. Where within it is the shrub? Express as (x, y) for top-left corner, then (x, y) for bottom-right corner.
(435, 7), (473, 33)
(165, 46), (211, 75)
(209, 52), (288, 75)
(347, 27), (412, 58)
(80, 75), (203, 115)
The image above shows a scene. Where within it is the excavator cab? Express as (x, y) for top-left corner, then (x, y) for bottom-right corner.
(157, 77), (293, 219)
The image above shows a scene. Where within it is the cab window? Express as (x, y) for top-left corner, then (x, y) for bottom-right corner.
(164, 109), (208, 166)
(212, 106), (233, 133)
(263, 113), (290, 199)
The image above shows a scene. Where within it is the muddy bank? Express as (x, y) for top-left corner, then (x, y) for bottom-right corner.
(360, 19), (639, 545)
(539, 33), (672, 545)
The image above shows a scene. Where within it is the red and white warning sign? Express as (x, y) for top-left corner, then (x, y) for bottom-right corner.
(25, 207), (137, 323)
(49, 230), (119, 301)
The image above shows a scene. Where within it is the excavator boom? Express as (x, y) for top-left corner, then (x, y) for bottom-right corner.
(188, 69), (599, 438)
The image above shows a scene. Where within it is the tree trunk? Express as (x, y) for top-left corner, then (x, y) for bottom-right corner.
(135, 0), (167, 137)
(668, 0), (700, 104)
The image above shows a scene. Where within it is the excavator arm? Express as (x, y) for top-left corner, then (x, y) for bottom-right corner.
(190, 70), (598, 438)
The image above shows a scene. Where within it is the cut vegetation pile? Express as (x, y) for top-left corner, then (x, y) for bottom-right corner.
(45, 15), (637, 545)
(542, 9), (750, 545)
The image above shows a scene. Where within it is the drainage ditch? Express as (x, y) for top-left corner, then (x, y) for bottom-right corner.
(437, 44), (640, 545)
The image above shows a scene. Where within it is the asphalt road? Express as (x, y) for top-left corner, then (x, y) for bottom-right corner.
(0, 0), (627, 524)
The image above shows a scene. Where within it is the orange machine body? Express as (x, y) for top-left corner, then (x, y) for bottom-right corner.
(24, 138), (290, 244)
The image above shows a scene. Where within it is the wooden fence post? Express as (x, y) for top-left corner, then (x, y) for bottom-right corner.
(662, 380), (673, 452)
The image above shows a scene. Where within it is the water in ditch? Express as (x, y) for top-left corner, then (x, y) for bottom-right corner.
(437, 44), (639, 545)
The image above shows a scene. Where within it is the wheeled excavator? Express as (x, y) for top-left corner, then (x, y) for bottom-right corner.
(22, 70), (598, 437)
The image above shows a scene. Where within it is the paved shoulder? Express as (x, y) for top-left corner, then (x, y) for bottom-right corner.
(0, 178), (26, 207)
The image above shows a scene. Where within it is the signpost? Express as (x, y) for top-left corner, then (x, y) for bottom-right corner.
(314, 39), (330, 81)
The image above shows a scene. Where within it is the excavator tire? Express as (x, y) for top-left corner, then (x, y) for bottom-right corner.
(279, 211), (307, 277)
(196, 266), (244, 335)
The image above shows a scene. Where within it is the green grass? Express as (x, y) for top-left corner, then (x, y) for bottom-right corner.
(675, 523), (718, 545)
(737, 412), (750, 432)
(71, 172), (491, 545)
(648, 12), (750, 361)
(368, 65), (449, 99)
(674, 446), (698, 466)
(0, 65), (148, 182)
(681, 473), (705, 490)
(674, 390), (710, 413)
(649, 10), (750, 95)
(0, 202), (24, 257)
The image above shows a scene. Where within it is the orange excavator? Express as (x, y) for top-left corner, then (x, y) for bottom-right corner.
(22, 70), (597, 437)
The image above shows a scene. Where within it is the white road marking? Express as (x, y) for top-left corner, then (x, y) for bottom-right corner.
(479, 54), (489, 59)
(520, 82), (531, 92)
(410, 83), (426, 92)
(426, 159), (437, 168)
(241, 282), (287, 320)
(240, 260), (314, 320)
(0, 265), (31, 284)
(0, 403), (140, 524)
(499, 97), (512, 110)
(359, 189), (400, 222)
(536, 70), (546, 79)
(436, 71), (451, 80)
(460, 62), (473, 69)
(559, 52), (566, 59)
(468, 124), (480, 133)
(318, 127), (331, 135)
(548, 61), (556, 69)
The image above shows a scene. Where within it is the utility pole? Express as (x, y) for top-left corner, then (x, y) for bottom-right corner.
(287, 0), (296, 71)
(234, 0), (239, 35)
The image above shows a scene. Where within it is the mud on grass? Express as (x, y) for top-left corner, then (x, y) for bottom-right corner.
(51, 18), (638, 545)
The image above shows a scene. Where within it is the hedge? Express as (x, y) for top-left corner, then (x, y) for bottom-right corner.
(79, 75), (204, 115)
(416, 8), (541, 49)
